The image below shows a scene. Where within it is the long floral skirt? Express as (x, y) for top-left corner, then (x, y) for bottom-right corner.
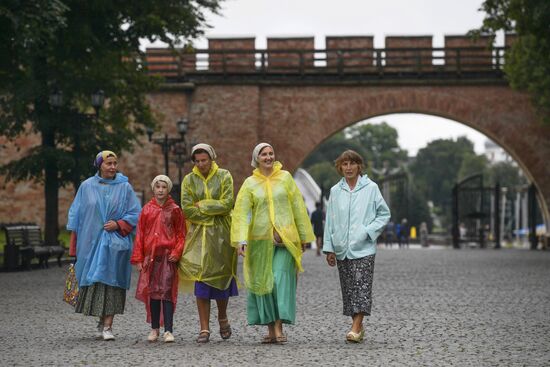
(75, 282), (126, 317)
(336, 254), (375, 317)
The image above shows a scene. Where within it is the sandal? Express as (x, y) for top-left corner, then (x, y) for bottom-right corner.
(219, 318), (232, 340)
(275, 335), (287, 344)
(196, 330), (210, 343)
(346, 329), (365, 343)
(261, 335), (276, 344)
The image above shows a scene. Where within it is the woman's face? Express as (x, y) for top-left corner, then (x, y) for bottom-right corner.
(100, 156), (118, 179)
(194, 152), (212, 177)
(258, 146), (275, 170)
(341, 160), (360, 180)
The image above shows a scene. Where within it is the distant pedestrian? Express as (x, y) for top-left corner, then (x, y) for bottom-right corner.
(420, 222), (429, 247)
(310, 202), (325, 256)
(385, 220), (395, 247)
(67, 150), (141, 341)
(131, 175), (186, 343)
(323, 150), (390, 343)
(232, 143), (315, 344)
(399, 218), (410, 248)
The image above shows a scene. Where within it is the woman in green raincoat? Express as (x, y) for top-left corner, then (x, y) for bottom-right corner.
(178, 144), (238, 343)
(231, 143), (315, 344)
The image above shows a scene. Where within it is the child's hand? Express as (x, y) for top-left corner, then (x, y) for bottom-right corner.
(326, 253), (336, 267)
(168, 255), (178, 262)
(136, 262), (143, 272)
(238, 244), (246, 257)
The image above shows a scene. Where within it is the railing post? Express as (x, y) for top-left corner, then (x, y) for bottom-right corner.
(456, 49), (461, 77)
(260, 51), (266, 77)
(299, 51), (304, 77)
(177, 53), (182, 80)
(337, 50), (343, 77)
(376, 50), (383, 76)
(452, 184), (460, 248)
(528, 184), (538, 250)
(494, 183), (501, 249)
(221, 51), (227, 76)
(416, 49), (421, 76)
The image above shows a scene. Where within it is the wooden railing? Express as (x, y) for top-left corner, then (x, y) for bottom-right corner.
(145, 47), (507, 82)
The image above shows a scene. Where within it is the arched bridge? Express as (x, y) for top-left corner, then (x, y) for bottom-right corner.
(1, 35), (549, 234)
(136, 35), (550, 231)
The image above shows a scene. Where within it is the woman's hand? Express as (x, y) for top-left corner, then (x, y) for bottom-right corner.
(136, 262), (143, 272)
(326, 252), (336, 267)
(301, 243), (307, 252)
(273, 230), (282, 243)
(168, 255), (178, 262)
(238, 244), (247, 257)
(103, 220), (119, 232)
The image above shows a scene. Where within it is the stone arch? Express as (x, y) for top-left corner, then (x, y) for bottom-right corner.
(255, 85), (550, 226)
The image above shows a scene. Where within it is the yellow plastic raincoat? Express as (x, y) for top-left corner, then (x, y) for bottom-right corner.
(231, 161), (315, 295)
(178, 162), (237, 291)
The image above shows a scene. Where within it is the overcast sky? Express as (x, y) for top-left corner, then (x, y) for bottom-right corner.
(147, 0), (499, 156)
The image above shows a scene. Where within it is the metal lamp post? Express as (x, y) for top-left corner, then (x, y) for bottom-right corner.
(146, 117), (189, 178)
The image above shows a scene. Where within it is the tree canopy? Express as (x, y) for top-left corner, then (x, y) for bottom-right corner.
(475, 0), (550, 124)
(0, 1), (222, 243)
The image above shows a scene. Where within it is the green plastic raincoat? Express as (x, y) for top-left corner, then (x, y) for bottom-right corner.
(231, 161), (315, 295)
(178, 162), (237, 291)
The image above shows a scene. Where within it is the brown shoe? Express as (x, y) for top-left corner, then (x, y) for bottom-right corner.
(196, 330), (210, 343)
(219, 318), (232, 340)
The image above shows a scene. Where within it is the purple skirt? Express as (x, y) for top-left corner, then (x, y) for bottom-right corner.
(194, 278), (238, 300)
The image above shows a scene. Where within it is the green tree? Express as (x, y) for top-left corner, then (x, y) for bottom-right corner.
(307, 161), (342, 193)
(346, 122), (408, 172)
(458, 153), (490, 181)
(410, 137), (477, 226)
(301, 131), (364, 169)
(475, 0), (550, 123)
(488, 161), (527, 188)
(1, 1), (222, 244)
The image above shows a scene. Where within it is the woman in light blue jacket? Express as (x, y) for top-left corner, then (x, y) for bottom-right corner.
(323, 150), (390, 343)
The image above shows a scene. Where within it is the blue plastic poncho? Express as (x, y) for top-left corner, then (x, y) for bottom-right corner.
(67, 172), (141, 289)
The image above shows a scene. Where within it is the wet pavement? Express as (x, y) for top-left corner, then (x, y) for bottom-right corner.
(1, 246), (549, 366)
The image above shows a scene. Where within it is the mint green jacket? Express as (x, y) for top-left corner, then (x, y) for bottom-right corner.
(323, 175), (390, 260)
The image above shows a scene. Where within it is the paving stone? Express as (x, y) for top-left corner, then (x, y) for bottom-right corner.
(1, 247), (549, 366)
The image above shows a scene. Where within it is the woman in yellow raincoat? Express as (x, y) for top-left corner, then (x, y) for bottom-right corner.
(178, 144), (238, 343)
(231, 143), (315, 344)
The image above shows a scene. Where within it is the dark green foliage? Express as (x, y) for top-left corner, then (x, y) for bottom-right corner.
(475, 0), (550, 124)
(0, 1), (222, 243)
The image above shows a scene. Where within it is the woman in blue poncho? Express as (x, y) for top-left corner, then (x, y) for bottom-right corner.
(67, 151), (141, 341)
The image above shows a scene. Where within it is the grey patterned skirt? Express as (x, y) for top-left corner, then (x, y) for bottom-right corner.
(75, 282), (126, 317)
(336, 254), (375, 317)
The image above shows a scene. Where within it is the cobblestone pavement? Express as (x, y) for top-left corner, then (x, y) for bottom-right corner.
(1, 247), (550, 366)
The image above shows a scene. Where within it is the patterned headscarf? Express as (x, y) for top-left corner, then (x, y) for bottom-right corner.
(251, 143), (273, 168)
(191, 143), (217, 160)
(151, 174), (173, 192)
(94, 150), (117, 169)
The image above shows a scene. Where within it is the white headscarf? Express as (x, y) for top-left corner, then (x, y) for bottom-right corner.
(191, 143), (217, 160)
(251, 142), (273, 168)
(151, 174), (173, 192)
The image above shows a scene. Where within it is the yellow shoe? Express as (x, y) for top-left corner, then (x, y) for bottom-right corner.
(163, 331), (175, 343)
(346, 329), (365, 343)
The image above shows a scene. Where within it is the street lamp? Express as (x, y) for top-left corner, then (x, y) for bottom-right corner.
(146, 117), (190, 178)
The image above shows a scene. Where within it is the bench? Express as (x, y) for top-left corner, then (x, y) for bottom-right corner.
(2, 224), (65, 270)
(3, 225), (34, 270)
(25, 225), (65, 267)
